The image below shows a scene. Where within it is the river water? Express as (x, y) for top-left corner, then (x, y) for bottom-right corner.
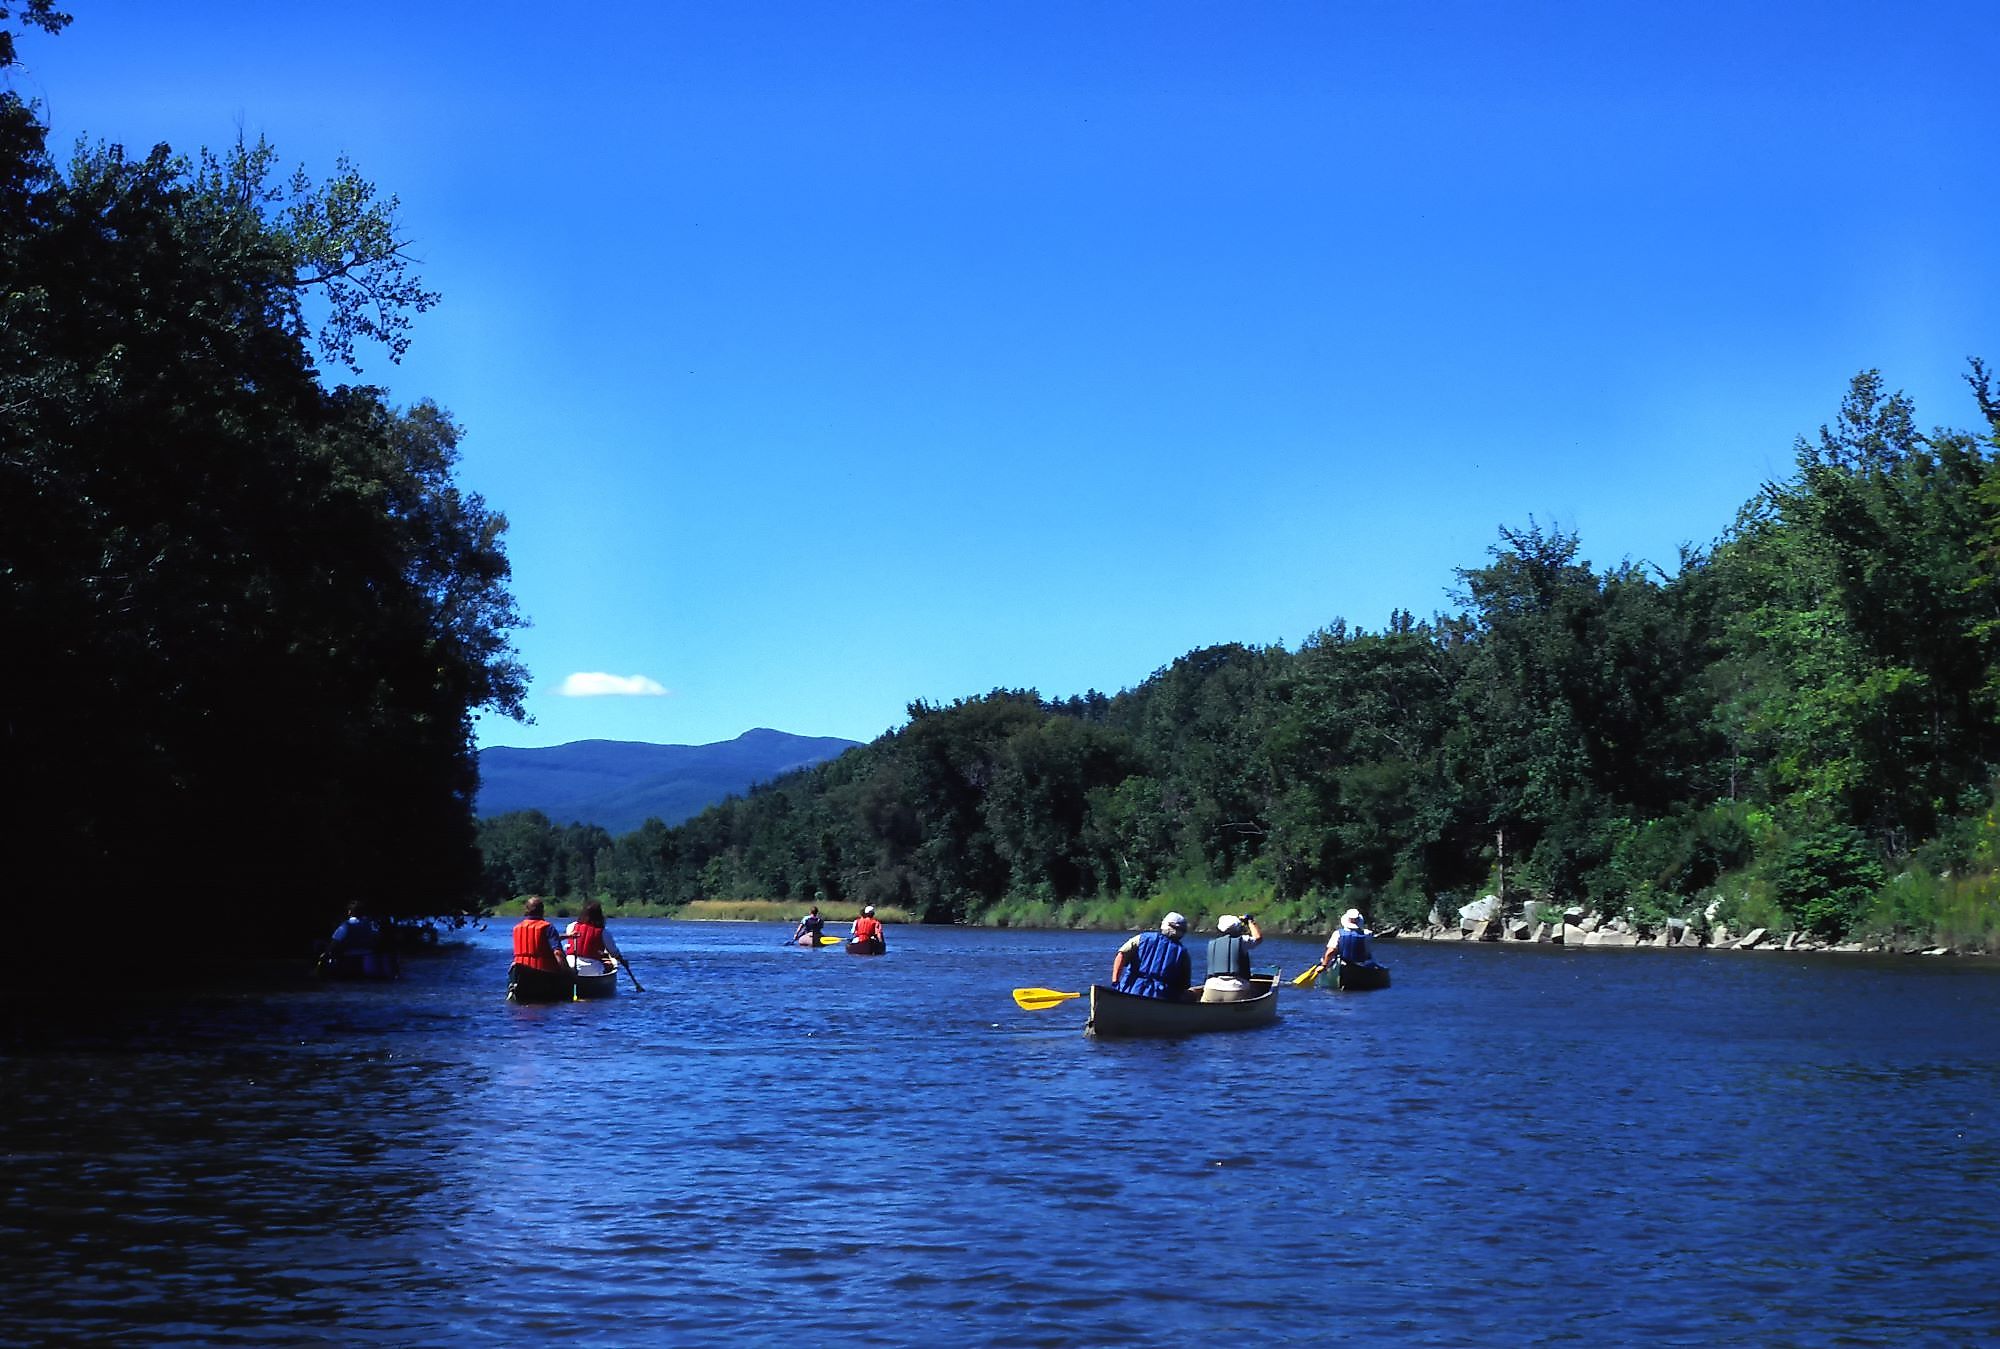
(4, 922), (1998, 1346)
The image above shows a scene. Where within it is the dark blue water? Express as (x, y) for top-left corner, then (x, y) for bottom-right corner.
(5, 923), (1998, 1346)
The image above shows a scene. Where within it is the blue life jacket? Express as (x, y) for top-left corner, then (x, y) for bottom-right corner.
(1336, 927), (1375, 965)
(1117, 931), (1190, 999)
(1206, 932), (1251, 981)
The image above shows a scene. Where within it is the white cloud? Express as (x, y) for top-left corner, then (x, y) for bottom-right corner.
(560, 672), (671, 698)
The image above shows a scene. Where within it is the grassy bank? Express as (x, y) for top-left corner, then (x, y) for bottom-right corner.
(484, 897), (916, 924)
(679, 899), (915, 924)
(486, 897), (681, 919)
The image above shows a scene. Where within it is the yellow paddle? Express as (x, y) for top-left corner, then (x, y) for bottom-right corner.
(1012, 987), (1083, 1011)
(1291, 963), (1323, 988)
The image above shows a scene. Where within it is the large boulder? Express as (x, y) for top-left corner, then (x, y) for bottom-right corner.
(1677, 926), (1703, 947)
(1459, 895), (1499, 925)
(1562, 922), (1590, 946)
(1734, 928), (1768, 950)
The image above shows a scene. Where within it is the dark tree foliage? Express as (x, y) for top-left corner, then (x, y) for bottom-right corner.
(0, 49), (524, 978)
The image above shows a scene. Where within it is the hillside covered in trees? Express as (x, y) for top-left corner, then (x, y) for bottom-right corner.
(485, 370), (2000, 950)
(2, 6), (527, 976)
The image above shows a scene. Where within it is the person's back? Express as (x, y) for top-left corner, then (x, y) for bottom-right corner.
(1113, 915), (1192, 1000)
(1200, 914), (1261, 1002)
(513, 909), (563, 973)
(852, 911), (883, 944)
(1329, 908), (1378, 967)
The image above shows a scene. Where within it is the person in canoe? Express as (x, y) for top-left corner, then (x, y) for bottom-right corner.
(792, 902), (826, 946)
(1110, 911), (1192, 1000)
(563, 899), (628, 979)
(512, 897), (568, 978)
(1320, 907), (1384, 973)
(849, 904), (885, 950)
(322, 900), (395, 978)
(1200, 912), (1263, 1002)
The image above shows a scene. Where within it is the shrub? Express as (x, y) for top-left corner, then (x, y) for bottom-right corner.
(1769, 825), (1885, 939)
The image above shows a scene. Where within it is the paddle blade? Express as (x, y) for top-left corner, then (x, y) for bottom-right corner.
(1011, 987), (1083, 1011)
(816, 935), (842, 946)
(1291, 965), (1321, 987)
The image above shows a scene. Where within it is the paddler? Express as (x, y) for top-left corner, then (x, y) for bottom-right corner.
(1110, 911), (1192, 1000)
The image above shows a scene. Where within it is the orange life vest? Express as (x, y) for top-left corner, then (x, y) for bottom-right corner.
(567, 922), (607, 959)
(512, 917), (562, 972)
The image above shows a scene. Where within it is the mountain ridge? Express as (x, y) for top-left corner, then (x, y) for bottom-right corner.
(476, 728), (861, 834)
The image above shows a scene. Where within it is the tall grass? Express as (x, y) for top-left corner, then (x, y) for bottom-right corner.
(1865, 868), (2000, 953)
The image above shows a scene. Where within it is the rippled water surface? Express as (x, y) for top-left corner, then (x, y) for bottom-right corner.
(5, 923), (1999, 1345)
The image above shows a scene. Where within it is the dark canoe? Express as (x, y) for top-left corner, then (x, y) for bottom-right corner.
(316, 950), (399, 981)
(845, 936), (886, 956)
(1084, 974), (1280, 1038)
(506, 963), (619, 1002)
(1332, 960), (1391, 992)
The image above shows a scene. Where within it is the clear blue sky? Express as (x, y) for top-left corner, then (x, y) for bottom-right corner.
(19, 2), (1999, 749)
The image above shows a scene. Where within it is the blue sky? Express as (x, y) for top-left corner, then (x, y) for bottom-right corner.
(19, 2), (1999, 749)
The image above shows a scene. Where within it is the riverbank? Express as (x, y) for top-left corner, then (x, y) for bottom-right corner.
(484, 897), (916, 924)
(1393, 912), (2000, 960)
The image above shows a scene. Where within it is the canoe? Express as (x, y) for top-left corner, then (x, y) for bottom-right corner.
(572, 965), (619, 999)
(845, 936), (885, 956)
(1331, 960), (1391, 992)
(1084, 974), (1280, 1038)
(316, 950), (399, 981)
(505, 963), (619, 1002)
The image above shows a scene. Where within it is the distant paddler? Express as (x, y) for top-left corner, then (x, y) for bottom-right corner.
(564, 899), (631, 981)
(791, 900), (827, 947)
(849, 904), (886, 951)
(1320, 907), (1385, 974)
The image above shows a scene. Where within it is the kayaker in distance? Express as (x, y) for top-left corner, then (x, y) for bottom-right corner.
(512, 897), (567, 976)
(1320, 907), (1384, 973)
(850, 904), (885, 949)
(1200, 912), (1263, 1002)
(792, 903), (825, 946)
(564, 898), (626, 978)
(1110, 912), (1192, 1000)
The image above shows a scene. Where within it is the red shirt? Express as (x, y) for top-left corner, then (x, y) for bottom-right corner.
(512, 917), (562, 972)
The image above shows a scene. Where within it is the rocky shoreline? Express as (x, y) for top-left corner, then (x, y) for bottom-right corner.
(1389, 902), (1976, 957)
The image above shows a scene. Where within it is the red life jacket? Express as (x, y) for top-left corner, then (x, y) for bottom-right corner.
(568, 922), (607, 958)
(852, 915), (882, 943)
(512, 918), (562, 972)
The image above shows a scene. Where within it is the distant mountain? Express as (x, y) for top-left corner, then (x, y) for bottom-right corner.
(475, 728), (861, 834)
